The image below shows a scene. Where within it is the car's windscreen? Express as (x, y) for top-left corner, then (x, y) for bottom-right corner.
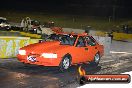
(49, 34), (77, 46)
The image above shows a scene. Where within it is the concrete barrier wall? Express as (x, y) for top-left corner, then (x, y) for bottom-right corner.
(113, 32), (132, 41)
(20, 32), (41, 38)
(0, 31), (21, 36)
(89, 30), (132, 41)
(0, 37), (41, 58)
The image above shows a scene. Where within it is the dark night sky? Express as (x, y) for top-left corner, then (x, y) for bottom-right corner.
(2, 0), (132, 8)
(1, 0), (132, 17)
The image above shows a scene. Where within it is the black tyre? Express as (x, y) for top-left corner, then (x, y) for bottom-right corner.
(59, 55), (71, 71)
(90, 53), (100, 66)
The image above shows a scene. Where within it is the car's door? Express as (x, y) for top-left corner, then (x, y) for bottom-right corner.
(84, 36), (98, 62)
(72, 36), (89, 63)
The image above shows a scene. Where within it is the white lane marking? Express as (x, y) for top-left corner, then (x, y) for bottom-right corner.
(110, 51), (132, 54)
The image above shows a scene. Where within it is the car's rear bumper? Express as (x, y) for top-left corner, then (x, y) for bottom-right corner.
(17, 54), (61, 66)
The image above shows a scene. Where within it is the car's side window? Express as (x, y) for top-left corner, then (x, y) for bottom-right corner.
(85, 36), (96, 46)
(76, 36), (86, 47)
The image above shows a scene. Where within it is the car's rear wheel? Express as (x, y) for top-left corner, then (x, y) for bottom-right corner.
(59, 55), (71, 71)
(90, 53), (100, 66)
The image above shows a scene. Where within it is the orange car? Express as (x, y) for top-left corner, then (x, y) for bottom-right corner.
(17, 33), (104, 71)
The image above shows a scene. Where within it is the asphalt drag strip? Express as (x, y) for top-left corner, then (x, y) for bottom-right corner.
(0, 54), (132, 88)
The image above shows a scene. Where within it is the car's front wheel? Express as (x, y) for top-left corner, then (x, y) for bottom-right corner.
(59, 55), (71, 71)
(90, 53), (100, 66)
